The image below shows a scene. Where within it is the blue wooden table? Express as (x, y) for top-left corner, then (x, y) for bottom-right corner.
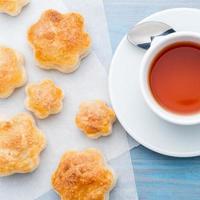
(104, 1), (200, 199)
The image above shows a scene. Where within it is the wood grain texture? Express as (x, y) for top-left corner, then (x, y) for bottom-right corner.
(104, 0), (200, 199)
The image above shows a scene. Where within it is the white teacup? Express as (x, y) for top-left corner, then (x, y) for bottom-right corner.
(140, 31), (200, 125)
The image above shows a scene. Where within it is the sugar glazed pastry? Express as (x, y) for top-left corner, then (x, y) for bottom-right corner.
(75, 100), (116, 139)
(25, 79), (64, 119)
(0, 0), (29, 16)
(51, 148), (116, 200)
(27, 9), (91, 73)
(0, 45), (26, 98)
(0, 113), (46, 176)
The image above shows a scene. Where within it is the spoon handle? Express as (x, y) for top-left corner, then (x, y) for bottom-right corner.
(150, 28), (176, 42)
(127, 21), (176, 50)
(139, 28), (176, 50)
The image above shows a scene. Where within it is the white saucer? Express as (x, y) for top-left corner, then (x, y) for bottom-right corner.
(109, 8), (200, 157)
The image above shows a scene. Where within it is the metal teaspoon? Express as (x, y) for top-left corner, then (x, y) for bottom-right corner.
(127, 21), (176, 50)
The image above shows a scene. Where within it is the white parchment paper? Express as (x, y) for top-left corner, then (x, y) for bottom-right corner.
(0, 52), (134, 200)
(0, 0), (138, 199)
(62, 0), (139, 149)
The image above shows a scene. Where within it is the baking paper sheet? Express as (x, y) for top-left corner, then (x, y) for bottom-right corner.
(0, 0), (137, 199)
(0, 52), (135, 200)
(62, 0), (139, 148)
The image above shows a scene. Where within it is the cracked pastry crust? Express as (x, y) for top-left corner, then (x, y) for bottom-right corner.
(75, 100), (116, 139)
(27, 9), (91, 73)
(0, 45), (26, 98)
(51, 148), (116, 200)
(25, 79), (64, 119)
(0, 0), (30, 16)
(0, 113), (46, 176)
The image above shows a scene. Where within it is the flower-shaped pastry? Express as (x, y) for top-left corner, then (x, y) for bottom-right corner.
(0, 46), (26, 98)
(75, 100), (116, 139)
(51, 148), (116, 200)
(0, 113), (46, 176)
(0, 0), (29, 16)
(27, 9), (91, 73)
(25, 79), (64, 119)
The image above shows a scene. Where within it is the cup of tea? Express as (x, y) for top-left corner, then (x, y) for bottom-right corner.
(140, 31), (200, 125)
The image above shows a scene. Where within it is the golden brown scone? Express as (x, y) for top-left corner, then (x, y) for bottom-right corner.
(51, 148), (116, 200)
(0, 45), (26, 98)
(25, 79), (64, 119)
(0, 113), (46, 176)
(0, 0), (29, 16)
(75, 100), (116, 139)
(27, 9), (91, 73)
